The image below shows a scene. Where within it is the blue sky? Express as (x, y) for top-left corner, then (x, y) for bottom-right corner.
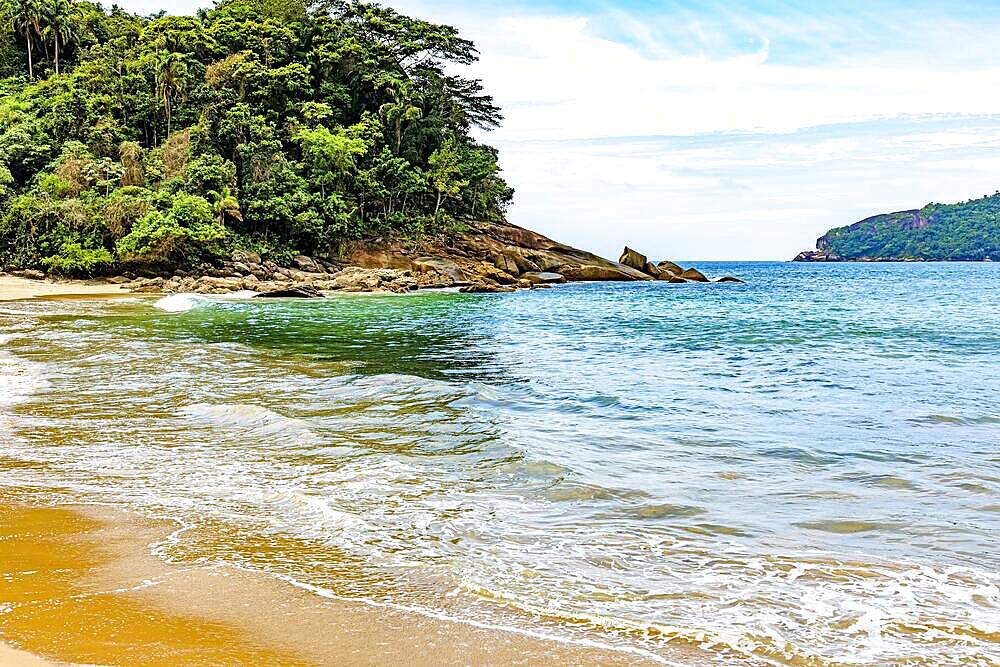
(126, 0), (1000, 259)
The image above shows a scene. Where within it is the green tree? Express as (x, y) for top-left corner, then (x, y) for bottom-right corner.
(428, 136), (467, 219)
(294, 124), (366, 198)
(42, 0), (76, 75)
(10, 0), (43, 79)
(154, 51), (191, 136)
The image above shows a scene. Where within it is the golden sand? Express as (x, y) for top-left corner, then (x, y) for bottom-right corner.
(0, 276), (129, 302)
(0, 499), (658, 666)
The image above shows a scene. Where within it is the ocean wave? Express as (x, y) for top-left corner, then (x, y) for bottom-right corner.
(153, 293), (211, 313)
(178, 403), (322, 445)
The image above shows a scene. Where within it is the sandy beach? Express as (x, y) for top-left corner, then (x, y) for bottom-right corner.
(0, 496), (662, 666)
(0, 276), (131, 302)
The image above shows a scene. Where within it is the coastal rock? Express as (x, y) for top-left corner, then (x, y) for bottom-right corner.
(493, 253), (521, 276)
(477, 263), (517, 285)
(642, 262), (665, 278)
(559, 264), (650, 281)
(413, 257), (467, 284)
(232, 250), (262, 266)
(255, 285), (323, 298)
(292, 255), (323, 273)
(619, 247), (648, 271)
(715, 276), (744, 283)
(793, 250), (843, 262)
(656, 260), (683, 276)
(460, 281), (516, 293)
(680, 268), (709, 282)
(346, 246), (415, 271)
(521, 271), (566, 284)
(12, 269), (46, 280)
(107, 276), (130, 284)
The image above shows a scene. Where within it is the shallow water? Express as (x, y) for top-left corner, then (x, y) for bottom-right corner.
(1, 262), (999, 665)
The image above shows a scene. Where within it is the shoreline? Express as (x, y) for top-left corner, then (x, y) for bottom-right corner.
(0, 276), (131, 302)
(0, 497), (671, 666)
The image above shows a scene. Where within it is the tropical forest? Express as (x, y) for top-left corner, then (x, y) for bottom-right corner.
(0, 0), (513, 275)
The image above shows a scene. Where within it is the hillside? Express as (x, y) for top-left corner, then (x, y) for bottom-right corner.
(794, 192), (1000, 261)
(0, 0), (514, 276)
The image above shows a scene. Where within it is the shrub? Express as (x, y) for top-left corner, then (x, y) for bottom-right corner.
(42, 241), (114, 276)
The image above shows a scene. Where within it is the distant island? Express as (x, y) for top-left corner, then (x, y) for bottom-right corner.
(794, 192), (1000, 261)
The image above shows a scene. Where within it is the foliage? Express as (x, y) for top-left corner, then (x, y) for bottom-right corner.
(0, 0), (512, 273)
(42, 239), (112, 275)
(823, 193), (1000, 261)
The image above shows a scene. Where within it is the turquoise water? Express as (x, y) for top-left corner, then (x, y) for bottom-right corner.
(2, 262), (999, 665)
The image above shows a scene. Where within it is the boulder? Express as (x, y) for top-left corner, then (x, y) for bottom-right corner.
(107, 276), (130, 284)
(493, 253), (520, 276)
(477, 263), (517, 285)
(521, 271), (566, 284)
(667, 275), (691, 284)
(642, 262), (662, 278)
(656, 260), (683, 276)
(233, 262), (252, 276)
(232, 250), (262, 265)
(292, 255), (322, 273)
(715, 276), (744, 283)
(12, 269), (45, 280)
(413, 257), (468, 284)
(255, 285), (323, 298)
(618, 247), (648, 271)
(680, 268), (709, 282)
(559, 264), (650, 281)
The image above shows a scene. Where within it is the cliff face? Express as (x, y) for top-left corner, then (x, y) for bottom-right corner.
(794, 193), (1000, 261)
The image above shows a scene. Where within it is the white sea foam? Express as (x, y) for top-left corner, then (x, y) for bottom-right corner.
(154, 293), (208, 313)
(179, 403), (323, 445)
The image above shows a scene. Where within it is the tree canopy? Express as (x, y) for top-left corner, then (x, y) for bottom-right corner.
(0, 0), (513, 275)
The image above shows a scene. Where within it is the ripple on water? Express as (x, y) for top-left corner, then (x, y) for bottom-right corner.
(795, 520), (903, 534)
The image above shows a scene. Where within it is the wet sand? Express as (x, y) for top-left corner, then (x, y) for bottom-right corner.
(0, 498), (662, 666)
(0, 276), (129, 301)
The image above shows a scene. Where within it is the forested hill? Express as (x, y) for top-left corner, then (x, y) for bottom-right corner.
(0, 0), (513, 275)
(794, 192), (1000, 262)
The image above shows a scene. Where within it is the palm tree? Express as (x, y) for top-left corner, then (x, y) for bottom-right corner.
(11, 0), (45, 79)
(155, 52), (191, 136)
(42, 0), (77, 75)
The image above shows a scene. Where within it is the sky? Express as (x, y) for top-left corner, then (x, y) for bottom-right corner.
(121, 0), (1000, 260)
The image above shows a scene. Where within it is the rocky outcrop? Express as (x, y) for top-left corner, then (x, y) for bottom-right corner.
(793, 250), (844, 262)
(606, 247), (740, 284)
(619, 247), (648, 271)
(104, 222), (741, 297)
(679, 268), (709, 282)
(341, 220), (655, 287)
(521, 271), (567, 284)
(255, 286), (324, 298)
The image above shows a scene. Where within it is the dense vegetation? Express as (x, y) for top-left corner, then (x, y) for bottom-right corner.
(0, 0), (512, 275)
(820, 193), (1000, 261)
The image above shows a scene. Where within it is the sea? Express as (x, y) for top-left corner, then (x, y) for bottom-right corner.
(1, 261), (998, 665)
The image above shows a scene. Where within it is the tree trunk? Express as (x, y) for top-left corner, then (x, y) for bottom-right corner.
(434, 191), (443, 218)
(54, 39), (59, 75)
(26, 33), (33, 80)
